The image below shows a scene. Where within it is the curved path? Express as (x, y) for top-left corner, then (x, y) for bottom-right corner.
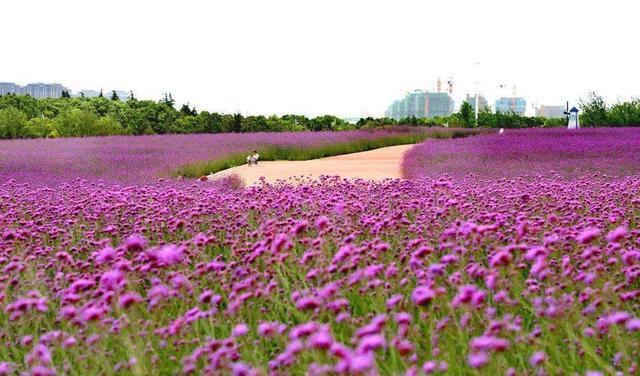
(208, 144), (414, 186)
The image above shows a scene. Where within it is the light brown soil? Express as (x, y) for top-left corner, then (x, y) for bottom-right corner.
(207, 144), (414, 186)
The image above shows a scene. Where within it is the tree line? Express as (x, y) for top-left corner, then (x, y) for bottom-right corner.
(578, 92), (640, 127)
(0, 94), (356, 139)
(1, 91), (637, 139)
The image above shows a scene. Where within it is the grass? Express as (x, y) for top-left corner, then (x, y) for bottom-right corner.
(175, 128), (483, 178)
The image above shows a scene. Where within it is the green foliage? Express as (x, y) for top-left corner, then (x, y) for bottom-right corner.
(180, 103), (196, 116)
(542, 117), (567, 128)
(94, 115), (126, 136)
(3, 90), (637, 140)
(608, 99), (640, 126)
(0, 107), (28, 139)
(579, 92), (608, 127)
(0, 94), (356, 139)
(23, 118), (56, 138)
(458, 101), (474, 127)
(54, 109), (99, 137)
(578, 92), (640, 127)
(356, 117), (397, 129)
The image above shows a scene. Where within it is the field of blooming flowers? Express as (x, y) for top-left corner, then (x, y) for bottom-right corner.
(402, 128), (640, 180)
(0, 128), (639, 375)
(0, 127), (448, 186)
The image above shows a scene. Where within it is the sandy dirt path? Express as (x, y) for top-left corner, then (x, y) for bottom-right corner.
(207, 144), (414, 186)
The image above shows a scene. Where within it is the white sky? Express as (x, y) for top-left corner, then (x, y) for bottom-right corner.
(2, 0), (638, 117)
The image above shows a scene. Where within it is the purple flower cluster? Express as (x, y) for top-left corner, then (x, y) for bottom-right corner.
(0, 128), (426, 186)
(402, 128), (640, 179)
(1, 169), (639, 373)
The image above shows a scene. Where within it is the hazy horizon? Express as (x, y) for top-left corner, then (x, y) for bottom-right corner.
(2, 0), (639, 117)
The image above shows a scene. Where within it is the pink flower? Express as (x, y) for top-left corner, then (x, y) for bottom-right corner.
(308, 330), (333, 350)
(606, 225), (627, 243)
(198, 290), (215, 304)
(232, 323), (249, 337)
(349, 354), (374, 373)
(0, 362), (12, 375)
(119, 292), (142, 309)
(467, 352), (489, 368)
(259, 322), (286, 338)
(469, 336), (510, 352)
(124, 234), (147, 251)
(149, 244), (183, 266)
(231, 363), (251, 376)
(100, 269), (125, 291)
(423, 361), (437, 374)
(577, 228), (600, 244)
(290, 220), (308, 236)
(489, 249), (512, 267)
(29, 365), (55, 376)
(357, 334), (385, 352)
(608, 311), (631, 324)
(62, 336), (77, 349)
(315, 216), (330, 231)
(81, 307), (104, 322)
(529, 351), (546, 366)
(411, 286), (435, 306)
(386, 294), (403, 309)
(28, 344), (52, 365)
(626, 318), (640, 332)
(93, 246), (116, 265)
(295, 296), (321, 311)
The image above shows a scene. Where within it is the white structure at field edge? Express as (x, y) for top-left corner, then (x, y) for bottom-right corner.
(567, 107), (579, 129)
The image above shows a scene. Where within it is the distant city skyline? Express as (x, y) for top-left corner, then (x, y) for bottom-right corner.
(1, 81), (133, 101)
(3, 0), (639, 118)
(0, 82), (70, 99)
(0, 80), (600, 120)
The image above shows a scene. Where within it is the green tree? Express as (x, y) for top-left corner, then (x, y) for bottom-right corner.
(0, 107), (28, 139)
(197, 111), (224, 133)
(23, 117), (56, 138)
(231, 113), (243, 132)
(579, 91), (608, 127)
(98, 89), (104, 98)
(458, 101), (474, 127)
(180, 103), (196, 116)
(399, 116), (419, 126)
(95, 116), (126, 136)
(477, 107), (497, 128)
(111, 91), (120, 101)
(54, 109), (99, 137)
(607, 98), (640, 126)
(161, 93), (175, 108)
(173, 116), (201, 133)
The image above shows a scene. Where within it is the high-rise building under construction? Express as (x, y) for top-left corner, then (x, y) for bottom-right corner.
(464, 94), (489, 112)
(495, 97), (526, 115)
(385, 90), (455, 121)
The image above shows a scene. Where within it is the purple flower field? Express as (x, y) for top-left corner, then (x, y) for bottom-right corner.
(402, 128), (640, 179)
(0, 128), (426, 186)
(1, 128), (639, 374)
